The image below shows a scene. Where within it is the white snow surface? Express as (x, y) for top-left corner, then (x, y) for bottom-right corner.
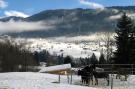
(0, 72), (135, 89)
(0, 72), (95, 89)
(16, 38), (102, 59)
(39, 64), (71, 73)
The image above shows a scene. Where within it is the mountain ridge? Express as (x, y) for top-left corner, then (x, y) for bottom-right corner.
(1, 6), (135, 37)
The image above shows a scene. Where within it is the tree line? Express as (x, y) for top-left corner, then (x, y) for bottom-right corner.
(0, 40), (39, 72)
(35, 49), (108, 67)
(34, 50), (74, 66)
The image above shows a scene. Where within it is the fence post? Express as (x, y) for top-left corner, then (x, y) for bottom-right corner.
(132, 64), (134, 75)
(67, 74), (69, 83)
(58, 74), (60, 83)
(111, 64), (113, 89)
(70, 70), (72, 84)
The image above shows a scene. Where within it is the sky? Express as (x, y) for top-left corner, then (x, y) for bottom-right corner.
(0, 0), (135, 18)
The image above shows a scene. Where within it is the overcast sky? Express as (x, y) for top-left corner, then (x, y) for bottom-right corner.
(0, 0), (134, 18)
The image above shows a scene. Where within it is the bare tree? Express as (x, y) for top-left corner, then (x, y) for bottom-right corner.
(96, 32), (115, 63)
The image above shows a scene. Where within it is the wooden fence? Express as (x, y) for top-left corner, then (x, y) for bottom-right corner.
(93, 64), (135, 74)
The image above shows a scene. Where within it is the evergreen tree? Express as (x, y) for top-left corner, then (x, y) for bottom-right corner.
(99, 53), (106, 64)
(114, 13), (134, 64)
(90, 53), (98, 64)
(79, 57), (86, 66)
(57, 54), (64, 64)
(86, 57), (91, 65)
(64, 56), (74, 66)
(0, 41), (38, 72)
(129, 27), (135, 63)
(35, 50), (50, 62)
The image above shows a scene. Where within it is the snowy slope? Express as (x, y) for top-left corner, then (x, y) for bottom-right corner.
(0, 72), (95, 89)
(14, 38), (101, 59)
(0, 72), (135, 89)
(0, 35), (115, 59)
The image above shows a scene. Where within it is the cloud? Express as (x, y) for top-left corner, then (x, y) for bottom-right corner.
(108, 13), (135, 20)
(0, 0), (7, 8)
(0, 20), (54, 33)
(79, 0), (105, 10)
(50, 32), (115, 42)
(4, 10), (29, 18)
(108, 14), (121, 20)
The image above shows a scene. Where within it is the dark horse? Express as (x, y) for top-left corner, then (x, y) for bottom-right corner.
(78, 64), (109, 86)
(78, 65), (93, 85)
(93, 70), (109, 86)
(91, 64), (109, 86)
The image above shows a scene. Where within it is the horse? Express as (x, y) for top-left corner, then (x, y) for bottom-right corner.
(78, 68), (87, 84)
(77, 65), (94, 86)
(84, 65), (94, 85)
(93, 69), (109, 86)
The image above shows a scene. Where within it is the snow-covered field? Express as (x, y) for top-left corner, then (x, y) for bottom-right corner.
(0, 72), (135, 89)
(0, 35), (116, 59)
(25, 38), (101, 58)
(13, 38), (108, 59)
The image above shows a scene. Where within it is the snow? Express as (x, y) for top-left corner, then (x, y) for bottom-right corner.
(0, 72), (135, 89)
(0, 72), (96, 89)
(0, 36), (116, 60)
(39, 64), (71, 73)
(15, 38), (102, 59)
(127, 75), (135, 84)
(0, 34), (116, 60)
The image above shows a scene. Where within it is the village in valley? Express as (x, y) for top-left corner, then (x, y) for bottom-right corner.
(0, 0), (135, 89)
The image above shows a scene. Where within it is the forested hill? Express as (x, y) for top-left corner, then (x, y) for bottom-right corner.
(2, 6), (135, 37)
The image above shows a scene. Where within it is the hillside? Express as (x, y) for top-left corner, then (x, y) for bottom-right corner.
(3, 6), (135, 37)
(0, 16), (24, 22)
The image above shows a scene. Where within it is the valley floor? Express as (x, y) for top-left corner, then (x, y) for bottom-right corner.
(0, 72), (134, 89)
